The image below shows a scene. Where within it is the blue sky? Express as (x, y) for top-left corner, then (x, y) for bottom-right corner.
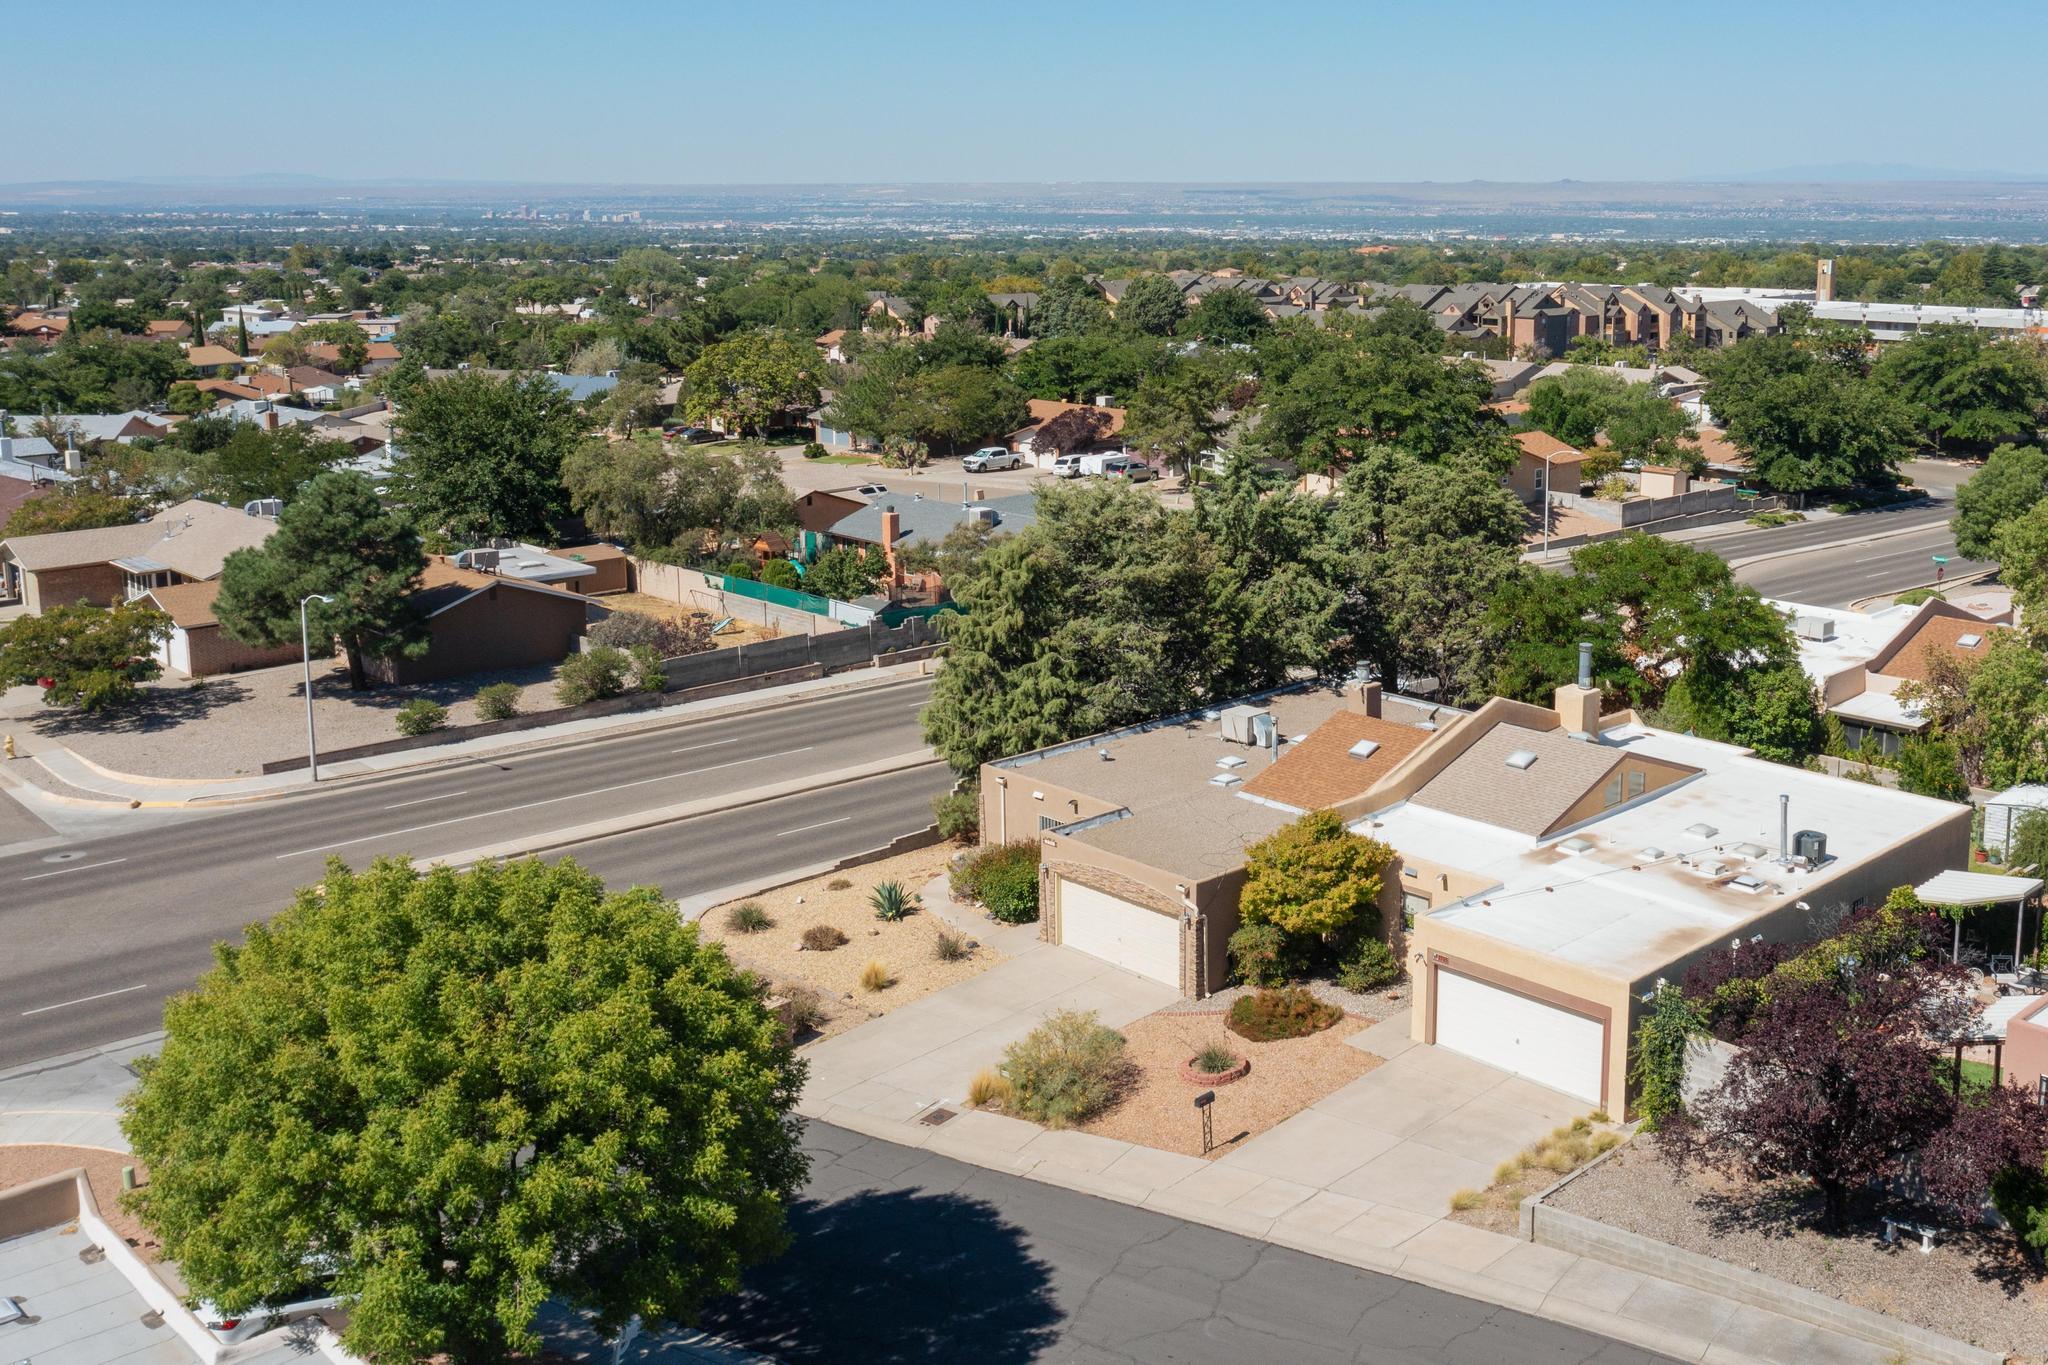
(11, 1), (2043, 184)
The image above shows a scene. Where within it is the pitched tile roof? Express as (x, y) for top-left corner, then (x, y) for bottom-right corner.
(1411, 723), (1623, 837)
(1514, 429), (1581, 463)
(183, 344), (244, 368)
(1872, 614), (2002, 683)
(1239, 711), (1431, 811)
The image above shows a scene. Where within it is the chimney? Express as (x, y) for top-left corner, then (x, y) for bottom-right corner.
(879, 507), (903, 597)
(1358, 680), (1383, 718)
(1779, 793), (1791, 862)
(1815, 258), (1836, 304)
(262, 407), (278, 433)
(1553, 640), (1600, 738)
(63, 434), (82, 476)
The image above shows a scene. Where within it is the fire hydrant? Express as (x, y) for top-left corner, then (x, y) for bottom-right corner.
(3, 734), (14, 761)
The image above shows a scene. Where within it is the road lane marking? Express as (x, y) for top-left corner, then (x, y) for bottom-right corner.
(22, 983), (148, 1016)
(672, 738), (742, 754)
(275, 747), (818, 859)
(384, 790), (469, 810)
(20, 858), (127, 882)
(775, 817), (852, 837)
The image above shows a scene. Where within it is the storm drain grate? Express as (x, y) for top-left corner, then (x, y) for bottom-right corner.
(139, 1309), (165, 1329)
(917, 1107), (957, 1127)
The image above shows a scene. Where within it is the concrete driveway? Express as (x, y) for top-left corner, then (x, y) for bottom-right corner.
(1216, 1011), (1588, 1218)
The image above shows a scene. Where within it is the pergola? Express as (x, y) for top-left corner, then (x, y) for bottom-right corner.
(1913, 870), (2044, 969)
(1939, 993), (2041, 1095)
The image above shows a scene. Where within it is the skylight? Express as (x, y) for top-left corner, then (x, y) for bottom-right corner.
(1958, 633), (1983, 648)
(1348, 739), (1381, 760)
(1505, 749), (1538, 770)
(1209, 773), (1242, 788)
(1685, 823), (1719, 839)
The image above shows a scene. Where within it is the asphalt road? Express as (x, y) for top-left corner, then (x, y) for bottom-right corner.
(0, 680), (945, 1068)
(1686, 500), (1986, 607)
(688, 1122), (1671, 1365)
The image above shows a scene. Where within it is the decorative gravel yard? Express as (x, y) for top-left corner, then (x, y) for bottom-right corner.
(697, 845), (1001, 1042)
(1546, 1132), (2048, 1359)
(1077, 1008), (1381, 1159)
(0, 1144), (157, 1259)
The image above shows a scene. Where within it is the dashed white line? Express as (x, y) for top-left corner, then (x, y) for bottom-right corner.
(384, 790), (469, 810)
(20, 858), (128, 882)
(671, 738), (742, 754)
(22, 983), (148, 1016)
(775, 817), (852, 837)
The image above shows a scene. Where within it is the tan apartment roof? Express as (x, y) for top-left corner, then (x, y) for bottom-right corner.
(144, 579), (225, 629)
(183, 344), (242, 368)
(1513, 430), (1581, 464)
(1873, 615), (2000, 683)
(1240, 711), (1430, 811)
(1410, 723), (1622, 837)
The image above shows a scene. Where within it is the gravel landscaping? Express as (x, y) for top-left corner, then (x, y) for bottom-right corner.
(1158, 974), (1410, 1027)
(0, 1144), (157, 1259)
(1546, 1131), (2048, 1359)
(697, 845), (1001, 1043)
(1078, 1009), (1380, 1159)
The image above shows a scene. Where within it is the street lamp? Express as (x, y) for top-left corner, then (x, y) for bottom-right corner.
(300, 593), (333, 782)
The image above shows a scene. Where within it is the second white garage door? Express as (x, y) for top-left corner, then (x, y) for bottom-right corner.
(1056, 879), (1182, 989)
(1433, 970), (1604, 1104)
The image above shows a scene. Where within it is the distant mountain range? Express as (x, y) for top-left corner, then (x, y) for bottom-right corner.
(1700, 162), (2048, 184)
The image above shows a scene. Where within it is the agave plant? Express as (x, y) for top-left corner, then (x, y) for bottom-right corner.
(869, 880), (914, 921)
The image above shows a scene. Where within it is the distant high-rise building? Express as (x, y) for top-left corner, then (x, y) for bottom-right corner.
(1815, 258), (1836, 303)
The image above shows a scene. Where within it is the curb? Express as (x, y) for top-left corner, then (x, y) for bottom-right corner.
(0, 1030), (166, 1084)
(1847, 566), (1998, 611)
(673, 823), (948, 921)
(1720, 511), (1952, 572)
(6, 669), (937, 811)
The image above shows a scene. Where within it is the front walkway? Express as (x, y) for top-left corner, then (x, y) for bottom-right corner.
(801, 947), (1906, 1365)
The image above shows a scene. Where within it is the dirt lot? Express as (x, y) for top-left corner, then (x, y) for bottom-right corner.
(1079, 1010), (1380, 1160)
(599, 592), (782, 644)
(1547, 1131), (2047, 1359)
(0, 1144), (158, 1259)
(698, 845), (1000, 1042)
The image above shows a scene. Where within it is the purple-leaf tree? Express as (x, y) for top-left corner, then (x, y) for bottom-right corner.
(1921, 1081), (2048, 1259)
(1667, 962), (1976, 1234)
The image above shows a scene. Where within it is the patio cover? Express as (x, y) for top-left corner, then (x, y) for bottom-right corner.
(1914, 871), (2044, 907)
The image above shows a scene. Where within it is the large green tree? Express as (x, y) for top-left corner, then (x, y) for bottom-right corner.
(561, 434), (794, 552)
(214, 472), (428, 691)
(0, 483), (146, 537)
(394, 371), (584, 542)
(122, 856), (806, 1365)
(0, 599), (169, 710)
(1239, 810), (1394, 939)
(1874, 324), (2048, 453)
(1953, 442), (2048, 559)
(681, 333), (819, 438)
(1703, 326), (1913, 493)
(1258, 323), (1496, 470)
(1114, 274), (1188, 337)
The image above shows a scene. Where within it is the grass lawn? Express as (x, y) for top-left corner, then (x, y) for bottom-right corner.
(1953, 1057), (2000, 1094)
(808, 455), (876, 465)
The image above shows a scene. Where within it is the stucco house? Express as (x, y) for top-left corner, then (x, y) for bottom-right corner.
(0, 499), (276, 613)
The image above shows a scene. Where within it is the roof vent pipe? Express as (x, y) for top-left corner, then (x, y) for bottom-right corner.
(1779, 793), (1790, 863)
(1577, 641), (1593, 689)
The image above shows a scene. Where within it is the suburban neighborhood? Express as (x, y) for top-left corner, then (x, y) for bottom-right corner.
(9, 8), (2048, 1365)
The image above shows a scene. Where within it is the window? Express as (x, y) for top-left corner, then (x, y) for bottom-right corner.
(1602, 774), (1624, 808)
(2039, 1075), (2047, 1108)
(1402, 892), (1430, 924)
(1627, 769), (1645, 799)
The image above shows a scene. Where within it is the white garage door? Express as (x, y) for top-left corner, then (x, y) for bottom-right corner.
(1433, 970), (1603, 1103)
(1057, 879), (1182, 988)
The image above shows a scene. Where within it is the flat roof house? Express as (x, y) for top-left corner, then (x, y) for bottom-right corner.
(1770, 596), (2012, 753)
(981, 671), (1969, 1114)
(0, 499), (276, 613)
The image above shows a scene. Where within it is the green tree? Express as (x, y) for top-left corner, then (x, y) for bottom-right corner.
(1703, 330), (1913, 493)
(0, 599), (169, 710)
(1874, 324), (2048, 453)
(1258, 325), (1495, 469)
(681, 333), (819, 438)
(394, 372), (584, 542)
(1028, 274), (1109, 339)
(1954, 443), (2048, 559)
(214, 472), (427, 691)
(1994, 500), (2048, 631)
(803, 544), (887, 600)
(1238, 810), (1394, 939)
(1715, 663), (1825, 764)
(0, 485), (145, 537)
(1895, 733), (1971, 801)
(1122, 358), (1233, 480)
(1114, 273), (1187, 337)
(561, 434), (794, 552)
(121, 856), (806, 1365)
(200, 423), (353, 505)
(1181, 288), (1270, 345)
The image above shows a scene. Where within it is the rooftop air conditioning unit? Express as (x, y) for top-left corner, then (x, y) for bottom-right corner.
(1219, 704), (1271, 746)
(1795, 830), (1828, 865)
(1093, 394), (1113, 407)
(459, 548), (500, 573)
(966, 506), (999, 527)
(1793, 616), (1836, 642)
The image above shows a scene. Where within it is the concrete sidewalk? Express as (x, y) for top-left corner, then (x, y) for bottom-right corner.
(7, 662), (935, 807)
(799, 952), (1907, 1365)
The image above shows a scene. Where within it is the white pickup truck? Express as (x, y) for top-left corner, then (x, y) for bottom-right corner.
(962, 446), (1022, 472)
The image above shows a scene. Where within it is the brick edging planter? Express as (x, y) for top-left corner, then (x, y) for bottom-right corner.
(1521, 1175), (2001, 1365)
(1179, 1056), (1250, 1086)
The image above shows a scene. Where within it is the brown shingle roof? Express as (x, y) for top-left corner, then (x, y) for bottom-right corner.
(183, 344), (243, 368)
(144, 579), (225, 629)
(1873, 615), (2000, 683)
(1239, 711), (1430, 811)
(1513, 430), (1581, 464)
(1411, 723), (1622, 837)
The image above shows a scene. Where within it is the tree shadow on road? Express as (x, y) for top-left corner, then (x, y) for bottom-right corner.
(694, 1187), (1063, 1364)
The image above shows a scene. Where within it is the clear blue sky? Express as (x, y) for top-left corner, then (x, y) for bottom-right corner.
(11, 0), (2043, 184)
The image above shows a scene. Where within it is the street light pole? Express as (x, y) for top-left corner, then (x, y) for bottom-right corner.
(300, 593), (334, 782)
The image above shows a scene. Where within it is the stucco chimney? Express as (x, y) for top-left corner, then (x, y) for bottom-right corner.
(261, 404), (278, 433)
(1358, 680), (1383, 718)
(63, 434), (81, 476)
(879, 507), (903, 596)
(1553, 641), (1601, 738)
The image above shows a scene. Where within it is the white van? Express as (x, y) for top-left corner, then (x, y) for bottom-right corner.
(1051, 453), (1086, 479)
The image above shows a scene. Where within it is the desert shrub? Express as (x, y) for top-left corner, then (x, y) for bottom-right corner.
(932, 787), (980, 842)
(1000, 1009), (1129, 1129)
(474, 681), (522, 721)
(1628, 982), (1706, 1130)
(933, 930), (969, 963)
(395, 698), (448, 737)
(967, 1066), (1012, 1110)
(869, 880), (915, 921)
(759, 559), (800, 590)
(588, 610), (714, 659)
(1193, 1043), (1239, 1074)
(725, 558), (757, 581)
(826, 877), (852, 891)
(1448, 1188), (1484, 1212)
(782, 985), (829, 1034)
(555, 646), (631, 705)
(950, 841), (1039, 923)
(727, 901), (773, 934)
(859, 960), (894, 992)
(1336, 936), (1401, 994)
(800, 924), (848, 952)
(1226, 986), (1340, 1042)
(1228, 921), (1294, 988)
(626, 644), (665, 693)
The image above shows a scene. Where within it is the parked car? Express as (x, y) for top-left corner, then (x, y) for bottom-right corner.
(196, 1262), (342, 1344)
(962, 446), (1022, 473)
(1050, 454), (1086, 479)
(664, 426), (717, 444)
(854, 483), (889, 498)
(1108, 457), (1156, 483)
